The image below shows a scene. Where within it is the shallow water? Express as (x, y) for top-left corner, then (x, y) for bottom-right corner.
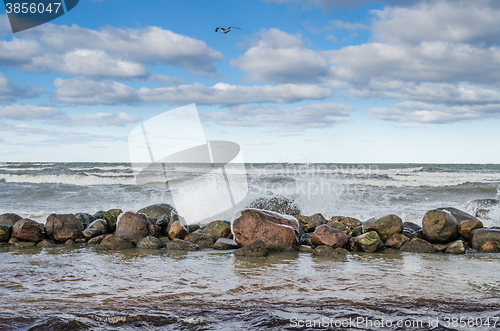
(1, 245), (500, 330)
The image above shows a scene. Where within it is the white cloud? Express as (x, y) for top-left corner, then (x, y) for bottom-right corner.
(265, 0), (419, 10)
(0, 73), (43, 101)
(0, 104), (64, 120)
(332, 20), (370, 30)
(52, 77), (333, 105)
(55, 112), (141, 127)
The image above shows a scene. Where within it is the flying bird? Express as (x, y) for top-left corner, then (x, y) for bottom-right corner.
(215, 27), (241, 34)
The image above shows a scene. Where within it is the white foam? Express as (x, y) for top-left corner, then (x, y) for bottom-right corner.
(0, 174), (136, 186)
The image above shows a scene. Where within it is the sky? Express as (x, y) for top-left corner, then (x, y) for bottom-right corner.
(1, 0), (500, 163)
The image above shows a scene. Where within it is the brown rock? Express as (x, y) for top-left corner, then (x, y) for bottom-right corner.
(400, 238), (437, 253)
(184, 233), (216, 247)
(445, 240), (465, 254)
(0, 213), (23, 226)
(88, 219), (111, 234)
(202, 220), (231, 239)
(385, 233), (410, 249)
(232, 209), (300, 251)
(458, 220), (483, 239)
(471, 229), (500, 251)
(327, 216), (362, 230)
(295, 213), (325, 232)
(45, 214), (84, 242)
(87, 234), (108, 245)
(480, 241), (498, 253)
(137, 236), (164, 249)
(98, 235), (134, 250)
(11, 219), (44, 242)
(433, 244), (448, 252)
(313, 245), (348, 257)
(148, 223), (161, 237)
(115, 212), (150, 244)
(234, 240), (268, 257)
(364, 214), (403, 242)
(311, 225), (349, 248)
(422, 209), (459, 243)
(168, 221), (188, 240)
(137, 203), (177, 221)
(165, 238), (199, 251)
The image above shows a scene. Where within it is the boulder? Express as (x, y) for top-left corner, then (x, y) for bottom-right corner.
(93, 210), (106, 219)
(155, 215), (170, 231)
(354, 231), (381, 253)
(87, 234), (108, 245)
(234, 240), (268, 257)
(311, 225), (349, 248)
(98, 235), (134, 250)
(233, 209), (300, 251)
(471, 229), (500, 251)
(403, 222), (422, 232)
(480, 241), (498, 253)
(158, 236), (171, 246)
(327, 216), (362, 230)
(137, 236), (163, 249)
(295, 213), (325, 232)
(148, 223), (161, 237)
(458, 220), (483, 240)
(0, 224), (12, 242)
(188, 224), (200, 233)
(64, 239), (75, 245)
(37, 239), (56, 247)
(202, 220), (231, 240)
(422, 209), (459, 243)
(184, 233), (216, 247)
(137, 204), (176, 221)
(313, 245), (348, 257)
(165, 238), (199, 251)
(327, 222), (346, 232)
(445, 240), (465, 254)
(433, 244), (449, 252)
(298, 245), (315, 253)
(213, 238), (239, 250)
(103, 209), (123, 231)
(88, 219), (111, 234)
(82, 229), (102, 240)
(115, 212), (150, 244)
(400, 238), (437, 253)
(74, 213), (95, 228)
(45, 214), (84, 242)
(247, 196), (301, 216)
(385, 233), (410, 249)
(437, 207), (480, 223)
(300, 232), (314, 246)
(11, 219), (44, 242)
(0, 213), (23, 226)
(364, 214), (403, 241)
(167, 221), (188, 240)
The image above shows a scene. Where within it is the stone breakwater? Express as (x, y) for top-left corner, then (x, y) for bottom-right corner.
(1, 199), (500, 256)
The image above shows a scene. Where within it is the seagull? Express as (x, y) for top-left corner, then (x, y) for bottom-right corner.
(215, 27), (241, 34)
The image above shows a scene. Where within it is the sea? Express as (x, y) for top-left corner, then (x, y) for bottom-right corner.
(1, 162), (500, 330)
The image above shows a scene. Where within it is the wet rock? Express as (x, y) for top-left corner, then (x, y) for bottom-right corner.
(0, 213), (23, 226)
(0, 224), (12, 242)
(184, 233), (216, 247)
(137, 204), (177, 221)
(247, 196), (301, 216)
(327, 216), (362, 230)
(480, 241), (498, 253)
(437, 207), (480, 223)
(167, 221), (188, 240)
(98, 235), (134, 250)
(300, 232), (314, 246)
(87, 234), (108, 245)
(433, 244), (449, 252)
(137, 236), (163, 249)
(295, 213), (325, 232)
(327, 222), (346, 231)
(311, 225), (349, 248)
(148, 223), (161, 237)
(313, 245), (348, 257)
(213, 238), (239, 250)
(74, 213), (95, 229)
(406, 229), (423, 239)
(45, 214), (84, 242)
(345, 226), (362, 238)
(115, 212), (150, 244)
(93, 210), (106, 219)
(103, 209), (123, 231)
(403, 222), (422, 232)
(400, 238), (437, 253)
(155, 215), (170, 231)
(202, 220), (231, 240)
(188, 224), (200, 233)
(458, 220), (483, 240)
(422, 209), (459, 243)
(37, 239), (56, 247)
(82, 229), (102, 240)
(385, 233), (410, 249)
(8, 237), (18, 244)
(165, 238), (200, 251)
(12, 219), (44, 242)
(298, 245), (315, 253)
(364, 214), (403, 242)
(471, 229), (500, 251)
(64, 239), (75, 245)
(233, 209), (300, 251)
(445, 240), (465, 254)
(234, 240), (268, 257)
(12, 241), (37, 247)
(354, 231), (381, 253)
(88, 219), (111, 234)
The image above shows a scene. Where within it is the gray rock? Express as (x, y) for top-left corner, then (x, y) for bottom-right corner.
(295, 213), (325, 232)
(82, 229), (102, 240)
(155, 215), (170, 230)
(471, 229), (500, 251)
(327, 221), (346, 231)
(98, 235), (134, 250)
(88, 219), (111, 234)
(445, 240), (465, 254)
(0, 213), (23, 226)
(437, 207), (480, 223)
(12, 219), (44, 242)
(137, 236), (164, 249)
(202, 220), (231, 240)
(354, 231), (381, 253)
(364, 214), (403, 242)
(165, 238), (200, 251)
(184, 233), (216, 247)
(137, 204), (176, 221)
(74, 213), (95, 228)
(403, 222), (422, 232)
(400, 238), (437, 253)
(0, 224), (12, 242)
(234, 240), (268, 257)
(422, 209), (459, 243)
(313, 245), (348, 257)
(93, 211), (106, 219)
(212, 238), (239, 250)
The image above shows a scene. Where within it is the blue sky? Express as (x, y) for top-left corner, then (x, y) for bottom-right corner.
(1, 0), (500, 163)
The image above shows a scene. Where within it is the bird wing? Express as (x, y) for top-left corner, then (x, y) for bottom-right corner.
(229, 27), (241, 30)
(215, 27), (222, 32)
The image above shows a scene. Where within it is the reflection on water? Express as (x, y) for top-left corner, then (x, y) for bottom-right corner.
(1, 246), (500, 330)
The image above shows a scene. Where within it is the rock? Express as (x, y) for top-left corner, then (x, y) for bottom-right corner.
(74, 213), (95, 228)
(148, 223), (161, 237)
(403, 222), (422, 232)
(0, 213), (23, 226)
(458, 220), (483, 240)
(115, 212), (150, 244)
(234, 240), (268, 257)
(300, 232), (314, 246)
(37, 239), (56, 247)
(0, 224), (12, 242)
(88, 219), (111, 234)
(480, 241), (498, 253)
(93, 210), (106, 219)
(406, 229), (423, 239)
(64, 239), (75, 245)
(12, 241), (37, 247)
(202, 220), (231, 240)
(400, 238), (437, 253)
(422, 209), (459, 243)
(445, 240), (465, 254)
(137, 236), (163, 249)
(437, 207), (480, 223)
(354, 231), (381, 253)
(12, 219), (44, 242)
(158, 236), (171, 246)
(82, 229), (102, 240)
(103, 209), (123, 231)
(298, 245), (315, 253)
(137, 204), (177, 221)
(364, 214), (403, 242)
(45, 214), (84, 242)
(385, 233), (410, 249)
(188, 224), (200, 233)
(247, 196), (301, 216)
(327, 222), (346, 231)
(184, 233), (216, 247)
(433, 244), (449, 252)
(313, 245), (348, 257)
(311, 225), (349, 248)
(165, 238), (200, 251)
(471, 229), (500, 251)
(295, 213), (325, 232)
(167, 221), (188, 240)
(8, 237), (18, 244)
(345, 226), (362, 238)
(155, 215), (170, 230)
(327, 216), (362, 230)
(233, 209), (300, 251)
(87, 234), (108, 245)
(213, 238), (239, 250)
(98, 235), (134, 250)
